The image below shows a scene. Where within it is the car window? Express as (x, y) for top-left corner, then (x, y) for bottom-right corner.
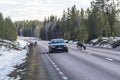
(51, 39), (65, 44)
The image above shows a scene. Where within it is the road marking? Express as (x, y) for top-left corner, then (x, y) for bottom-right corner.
(62, 77), (68, 80)
(54, 64), (58, 68)
(59, 71), (63, 75)
(52, 62), (55, 65)
(42, 47), (68, 80)
(56, 68), (60, 71)
(49, 58), (52, 61)
(105, 58), (114, 61)
(39, 45), (69, 80)
(50, 60), (53, 63)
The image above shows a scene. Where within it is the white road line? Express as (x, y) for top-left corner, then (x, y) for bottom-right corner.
(54, 64), (58, 68)
(105, 58), (114, 61)
(50, 61), (53, 63)
(41, 47), (68, 80)
(56, 68), (60, 71)
(52, 63), (55, 65)
(63, 77), (68, 80)
(59, 71), (63, 75)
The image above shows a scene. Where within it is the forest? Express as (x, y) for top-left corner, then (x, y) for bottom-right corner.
(14, 20), (43, 37)
(40, 0), (120, 42)
(0, 0), (120, 42)
(0, 12), (17, 41)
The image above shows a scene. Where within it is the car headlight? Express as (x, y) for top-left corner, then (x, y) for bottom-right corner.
(64, 45), (67, 47)
(50, 45), (55, 48)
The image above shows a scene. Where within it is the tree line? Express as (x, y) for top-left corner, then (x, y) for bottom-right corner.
(14, 20), (43, 37)
(40, 0), (120, 42)
(0, 12), (17, 41)
(15, 0), (120, 42)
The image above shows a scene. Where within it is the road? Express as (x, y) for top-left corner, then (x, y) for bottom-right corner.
(27, 38), (120, 80)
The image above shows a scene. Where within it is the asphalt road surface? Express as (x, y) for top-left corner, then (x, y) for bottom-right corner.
(26, 38), (120, 80)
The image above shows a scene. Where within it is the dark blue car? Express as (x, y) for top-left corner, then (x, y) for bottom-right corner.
(48, 39), (68, 53)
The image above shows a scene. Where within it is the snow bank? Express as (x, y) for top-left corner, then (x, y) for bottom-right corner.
(88, 37), (120, 49)
(17, 39), (29, 49)
(90, 39), (98, 43)
(67, 37), (120, 49)
(0, 39), (29, 80)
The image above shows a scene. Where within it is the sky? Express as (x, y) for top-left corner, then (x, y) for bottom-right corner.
(0, 0), (93, 21)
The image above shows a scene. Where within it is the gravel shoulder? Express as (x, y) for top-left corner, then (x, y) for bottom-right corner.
(9, 46), (49, 80)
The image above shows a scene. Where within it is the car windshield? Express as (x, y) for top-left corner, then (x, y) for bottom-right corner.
(51, 39), (65, 44)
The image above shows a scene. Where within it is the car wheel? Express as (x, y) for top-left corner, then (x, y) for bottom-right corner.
(49, 50), (53, 53)
(65, 49), (68, 52)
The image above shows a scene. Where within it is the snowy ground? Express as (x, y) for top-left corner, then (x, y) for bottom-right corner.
(0, 39), (29, 80)
(89, 37), (120, 49)
(67, 37), (120, 49)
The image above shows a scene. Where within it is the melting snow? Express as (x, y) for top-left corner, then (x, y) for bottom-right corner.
(0, 39), (29, 80)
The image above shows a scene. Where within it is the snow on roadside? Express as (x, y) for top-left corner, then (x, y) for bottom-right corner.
(87, 37), (120, 49)
(0, 39), (29, 80)
(90, 39), (98, 43)
(17, 39), (29, 49)
(67, 37), (120, 49)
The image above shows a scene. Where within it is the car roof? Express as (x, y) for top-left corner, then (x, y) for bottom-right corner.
(51, 38), (64, 41)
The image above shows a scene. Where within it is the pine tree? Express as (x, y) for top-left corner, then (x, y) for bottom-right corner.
(4, 17), (17, 41)
(87, 7), (99, 40)
(0, 12), (4, 40)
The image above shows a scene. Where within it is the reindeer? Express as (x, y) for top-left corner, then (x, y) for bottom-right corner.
(77, 41), (86, 50)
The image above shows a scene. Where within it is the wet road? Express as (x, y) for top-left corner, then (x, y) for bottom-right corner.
(25, 37), (120, 80)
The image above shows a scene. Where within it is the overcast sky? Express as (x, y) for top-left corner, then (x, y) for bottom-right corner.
(0, 0), (93, 21)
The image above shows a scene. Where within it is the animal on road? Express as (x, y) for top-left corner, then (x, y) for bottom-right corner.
(77, 42), (86, 50)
